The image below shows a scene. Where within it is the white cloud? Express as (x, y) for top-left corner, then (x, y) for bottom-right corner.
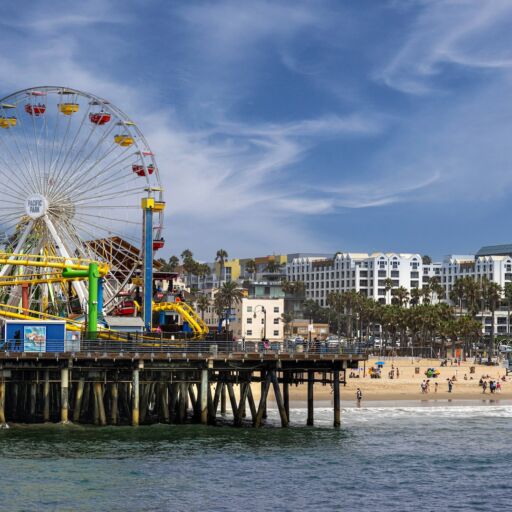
(379, 0), (512, 94)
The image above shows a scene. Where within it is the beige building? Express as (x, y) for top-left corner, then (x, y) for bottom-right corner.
(231, 297), (284, 341)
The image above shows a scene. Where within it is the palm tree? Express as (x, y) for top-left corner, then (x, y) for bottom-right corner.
(327, 292), (344, 337)
(505, 282), (512, 337)
(196, 294), (210, 321)
(421, 284), (431, 305)
(391, 286), (409, 307)
(265, 260), (284, 281)
(281, 312), (293, 337)
(181, 249), (193, 261)
(217, 281), (243, 333)
(383, 277), (393, 303)
(245, 259), (257, 280)
(422, 255), (432, 265)
(429, 277), (445, 304)
(215, 249), (229, 284)
(410, 288), (421, 307)
(482, 280), (501, 359)
(450, 278), (465, 316)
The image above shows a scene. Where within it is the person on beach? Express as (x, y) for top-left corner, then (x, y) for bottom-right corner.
(482, 380), (487, 393)
(435, 382), (438, 393)
(356, 388), (362, 405)
(497, 381), (502, 393)
(396, 368), (400, 379)
(421, 380), (426, 393)
(448, 379), (453, 393)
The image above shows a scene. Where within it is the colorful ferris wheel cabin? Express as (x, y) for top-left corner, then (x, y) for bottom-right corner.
(58, 103), (79, 115)
(25, 104), (46, 116)
(114, 134), (134, 146)
(89, 112), (111, 125)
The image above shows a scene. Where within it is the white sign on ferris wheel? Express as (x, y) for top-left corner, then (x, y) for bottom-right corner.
(25, 194), (48, 219)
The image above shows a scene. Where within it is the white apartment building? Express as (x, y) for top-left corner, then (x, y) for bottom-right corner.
(286, 252), (423, 306)
(438, 254), (512, 300)
(230, 297), (284, 341)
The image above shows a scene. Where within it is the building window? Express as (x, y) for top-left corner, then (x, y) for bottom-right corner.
(247, 306), (252, 313)
(273, 306), (279, 313)
(273, 318), (279, 324)
(261, 318), (265, 324)
(247, 318), (252, 324)
(273, 330), (279, 336)
(247, 330), (252, 336)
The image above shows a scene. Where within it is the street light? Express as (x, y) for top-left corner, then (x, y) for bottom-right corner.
(253, 305), (267, 340)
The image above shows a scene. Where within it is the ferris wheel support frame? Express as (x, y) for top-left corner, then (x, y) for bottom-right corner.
(142, 196), (154, 332)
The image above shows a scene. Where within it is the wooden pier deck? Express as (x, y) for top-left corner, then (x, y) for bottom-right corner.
(0, 342), (367, 428)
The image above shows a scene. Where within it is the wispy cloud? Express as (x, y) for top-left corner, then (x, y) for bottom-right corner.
(378, 0), (512, 94)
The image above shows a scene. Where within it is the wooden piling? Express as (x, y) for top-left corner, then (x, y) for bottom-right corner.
(283, 374), (290, 422)
(246, 384), (257, 422)
(254, 372), (272, 428)
(30, 382), (37, 420)
(0, 379), (6, 425)
(73, 378), (84, 423)
(159, 382), (169, 423)
(132, 367), (140, 426)
(260, 370), (267, 419)
(94, 382), (107, 426)
(235, 382), (249, 427)
(307, 370), (314, 426)
(271, 371), (288, 427)
(226, 382), (238, 424)
(220, 381), (227, 415)
(200, 369), (208, 425)
(60, 366), (69, 423)
(333, 368), (341, 428)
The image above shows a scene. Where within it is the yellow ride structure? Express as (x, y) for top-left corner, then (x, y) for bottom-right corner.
(0, 252), (209, 340)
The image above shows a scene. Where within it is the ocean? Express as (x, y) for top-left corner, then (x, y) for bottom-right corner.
(0, 401), (510, 511)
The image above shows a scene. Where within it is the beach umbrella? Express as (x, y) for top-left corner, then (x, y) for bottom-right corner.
(375, 361), (385, 366)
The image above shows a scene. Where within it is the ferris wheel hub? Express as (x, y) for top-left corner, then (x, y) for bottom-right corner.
(25, 194), (48, 219)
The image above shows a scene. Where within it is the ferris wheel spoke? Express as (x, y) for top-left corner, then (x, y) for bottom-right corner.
(62, 151), (138, 199)
(66, 168), (139, 204)
(73, 216), (140, 245)
(73, 212), (141, 225)
(0, 129), (38, 194)
(49, 101), (93, 193)
(13, 101), (42, 192)
(48, 122), (119, 201)
(71, 187), (146, 205)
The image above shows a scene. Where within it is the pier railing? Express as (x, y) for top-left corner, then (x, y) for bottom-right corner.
(0, 338), (366, 356)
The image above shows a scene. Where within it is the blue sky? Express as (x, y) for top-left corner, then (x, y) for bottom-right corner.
(2, 0), (512, 261)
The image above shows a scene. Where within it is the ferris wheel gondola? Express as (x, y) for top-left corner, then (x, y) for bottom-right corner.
(0, 85), (164, 314)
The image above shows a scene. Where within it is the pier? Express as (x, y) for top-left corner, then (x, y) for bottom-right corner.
(0, 341), (366, 428)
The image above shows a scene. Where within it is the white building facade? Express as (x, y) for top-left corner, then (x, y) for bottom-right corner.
(286, 252), (423, 306)
(230, 297), (284, 341)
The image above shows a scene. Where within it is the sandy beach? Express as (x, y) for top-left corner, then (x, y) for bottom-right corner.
(263, 357), (512, 404)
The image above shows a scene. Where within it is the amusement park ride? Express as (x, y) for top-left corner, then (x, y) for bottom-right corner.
(0, 86), (208, 341)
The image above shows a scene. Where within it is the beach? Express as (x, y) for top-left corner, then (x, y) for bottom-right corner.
(264, 357), (511, 404)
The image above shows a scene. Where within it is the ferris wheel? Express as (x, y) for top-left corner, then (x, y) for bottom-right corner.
(0, 86), (164, 314)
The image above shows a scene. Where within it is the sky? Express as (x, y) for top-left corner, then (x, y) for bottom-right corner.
(1, 0), (512, 262)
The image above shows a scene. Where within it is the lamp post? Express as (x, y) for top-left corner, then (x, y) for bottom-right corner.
(254, 305), (267, 340)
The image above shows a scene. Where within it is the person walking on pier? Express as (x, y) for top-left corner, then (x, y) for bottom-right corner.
(356, 388), (362, 406)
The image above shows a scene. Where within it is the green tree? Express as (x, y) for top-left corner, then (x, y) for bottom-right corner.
(245, 259), (257, 280)
(281, 312), (293, 337)
(422, 255), (432, 265)
(216, 281), (243, 332)
(196, 294), (210, 321)
(215, 249), (229, 283)
(391, 286), (409, 307)
(327, 292), (345, 337)
(482, 280), (501, 359)
(504, 282), (512, 336)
